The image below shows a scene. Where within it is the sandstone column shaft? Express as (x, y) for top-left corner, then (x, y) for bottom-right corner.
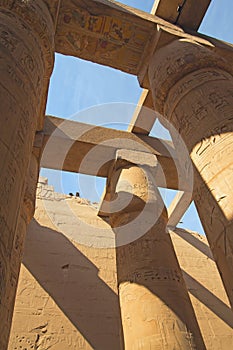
(0, 2), (55, 348)
(109, 153), (205, 349)
(6, 150), (40, 343)
(148, 39), (233, 307)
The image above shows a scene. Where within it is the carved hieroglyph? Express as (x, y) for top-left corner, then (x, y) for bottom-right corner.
(149, 39), (233, 308)
(55, 0), (157, 75)
(0, 1), (55, 348)
(8, 179), (233, 349)
(109, 152), (205, 349)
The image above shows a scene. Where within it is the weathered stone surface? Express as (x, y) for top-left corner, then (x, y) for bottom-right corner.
(171, 228), (233, 350)
(8, 179), (233, 349)
(167, 191), (193, 228)
(9, 179), (123, 350)
(40, 115), (184, 190)
(4, 156), (38, 350)
(152, 0), (211, 30)
(0, 1), (55, 348)
(128, 90), (156, 135)
(109, 159), (205, 349)
(54, 0), (163, 75)
(148, 38), (233, 308)
(2, 1), (233, 349)
(53, 0), (233, 79)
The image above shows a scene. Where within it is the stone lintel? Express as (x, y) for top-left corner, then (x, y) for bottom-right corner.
(127, 90), (156, 135)
(167, 191), (193, 228)
(152, 0), (211, 31)
(54, 0), (166, 75)
(51, 0), (233, 79)
(115, 149), (158, 169)
(39, 116), (187, 191)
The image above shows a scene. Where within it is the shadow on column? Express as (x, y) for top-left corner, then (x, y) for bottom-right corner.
(116, 216), (233, 344)
(22, 218), (123, 350)
(194, 167), (233, 309)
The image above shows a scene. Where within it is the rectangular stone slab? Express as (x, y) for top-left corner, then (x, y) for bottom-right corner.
(39, 116), (189, 190)
(53, 0), (215, 76)
(152, 0), (211, 30)
(54, 0), (174, 75)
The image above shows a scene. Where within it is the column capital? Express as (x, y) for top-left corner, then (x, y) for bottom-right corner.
(108, 150), (167, 245)
(138, 24), (233, 95)
(148, 37), (233, 115)
(113, 149), (158, 172)
(108, 149), (163, 210)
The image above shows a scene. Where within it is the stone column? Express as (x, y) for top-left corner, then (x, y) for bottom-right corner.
(109, 150), (205, 350)
(0, 2), (55, 348)
(4, 150), (40, 347)
(148, 39), (233, 307)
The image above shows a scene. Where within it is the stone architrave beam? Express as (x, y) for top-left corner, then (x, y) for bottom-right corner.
(54, 0), (168, 75)
(127, 2), (157, 135)
(152, 0), (212, 31)
(127, 88), (156, 135)
(127, 0), (225, 137)
(167, 191), (193, 228)
(51, 0), (233, 79)
(51, 0), (233, 80)
(39, 116), (191, 191)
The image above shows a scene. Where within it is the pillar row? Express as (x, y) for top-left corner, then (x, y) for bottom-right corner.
(0, 1), (55, 348)
(109, 150), (205, 350)
(148, 39), (233, 307)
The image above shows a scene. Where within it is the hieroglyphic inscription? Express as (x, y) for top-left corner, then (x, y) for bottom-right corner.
(0, 2), (55, 348)
(55, 0), (153, 74)
(0, 209), (12, 251)
(0, 24), (43, 96)
(0, 249), (7, 299)
(164, 68), (231, 118)
(1, 162), (16, 206)
(3, 1), (55, 68)
(126, 268), (182, 283)
(150, 39), (233, 115)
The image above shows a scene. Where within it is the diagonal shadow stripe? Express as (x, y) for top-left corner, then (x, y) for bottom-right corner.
(183, 270), (233, 328)
(22, 218), (123, 350)
(173, 228), (214, 260)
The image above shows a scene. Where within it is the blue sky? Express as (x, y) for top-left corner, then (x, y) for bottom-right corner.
(42, 0), (233, 234)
